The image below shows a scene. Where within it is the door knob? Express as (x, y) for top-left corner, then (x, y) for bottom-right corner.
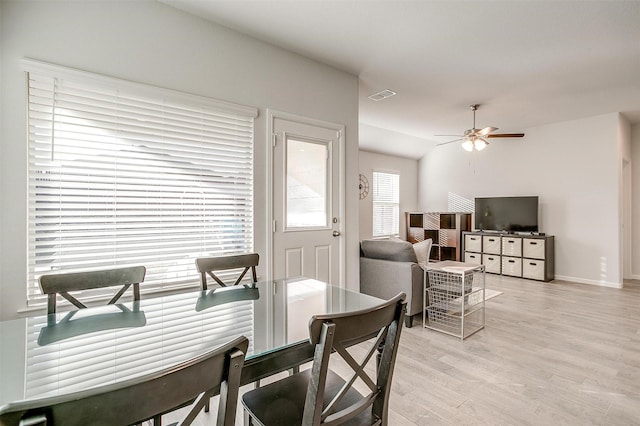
(332, 230), (341, 237)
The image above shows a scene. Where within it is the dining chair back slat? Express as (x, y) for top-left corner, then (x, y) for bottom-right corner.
(195, 253), (259, 290)
(39, 266), (146, 314)
(0, 336), (249, 426)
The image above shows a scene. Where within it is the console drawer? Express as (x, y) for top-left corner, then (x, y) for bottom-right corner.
(523, 238), (545, 259)
(523, 259), (545, 280)
(502, 256), (522, 277)
(482, 254), (501, 274)
(464, 252), (482, 265)
(482, 235), (501, 254)
(464, 234), (482, 252)
(502, 237), (522, 257)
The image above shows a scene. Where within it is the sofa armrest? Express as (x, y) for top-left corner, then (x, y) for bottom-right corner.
(359, 257), (424, 318)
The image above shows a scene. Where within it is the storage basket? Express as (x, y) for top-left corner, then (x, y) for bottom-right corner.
(426, 306), (484, 339)
(427, 269), (474, 294)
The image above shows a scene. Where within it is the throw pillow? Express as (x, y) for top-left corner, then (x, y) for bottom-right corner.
(413, 239), (432, 265)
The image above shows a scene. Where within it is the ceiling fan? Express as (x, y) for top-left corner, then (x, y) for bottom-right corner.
(436, 104), (525, 151)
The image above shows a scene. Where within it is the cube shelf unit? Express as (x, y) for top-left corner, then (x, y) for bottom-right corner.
(463, 231), (554, 282)
(406, 212), (471, 261)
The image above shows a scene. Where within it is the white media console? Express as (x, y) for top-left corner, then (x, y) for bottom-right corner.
(462, 231), (554, 282)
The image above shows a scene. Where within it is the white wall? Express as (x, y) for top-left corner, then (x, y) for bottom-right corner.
(419, 113), (623, 287)
(359, 150), (418, 240)
(632, 123), (640, 279)
(0, 1), (359, 320)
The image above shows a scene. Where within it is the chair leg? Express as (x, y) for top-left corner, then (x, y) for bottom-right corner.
(205, 398), (210, 412)
(404, 314), (412, 328)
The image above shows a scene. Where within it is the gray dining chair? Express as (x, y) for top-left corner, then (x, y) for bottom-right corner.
(242, 293), (407, 426)
(195, 253), (259, 290)
(0, 335), (249, 426)
(39, 266), (146, 314)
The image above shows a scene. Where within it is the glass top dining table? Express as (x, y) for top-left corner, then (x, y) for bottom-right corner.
(0, 277), (383, 408)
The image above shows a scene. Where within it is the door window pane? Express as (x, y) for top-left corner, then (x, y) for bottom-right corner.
(286, 138), (328, 228)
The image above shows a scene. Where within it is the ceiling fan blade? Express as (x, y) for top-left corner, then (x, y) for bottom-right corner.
(436, 138), (464, 146)
(477, 126), (498, 136)
(434, 134), (464, 137)
(487, 133), (525, 138)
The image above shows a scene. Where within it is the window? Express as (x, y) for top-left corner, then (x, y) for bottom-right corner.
(286, 137), (329, 228)
(25, 60), (258, 303)
(372, 171), (400, 237)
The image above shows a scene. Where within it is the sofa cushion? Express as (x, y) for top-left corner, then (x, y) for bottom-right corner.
(361, 239), (418, 263)
(413, 238), (432, 264)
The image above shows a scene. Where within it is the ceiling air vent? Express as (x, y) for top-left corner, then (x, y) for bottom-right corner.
(368, 89), (397, 101)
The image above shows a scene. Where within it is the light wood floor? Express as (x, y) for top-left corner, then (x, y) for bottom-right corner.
(172, 275), (640, 425)
(387, 275), (640, 425)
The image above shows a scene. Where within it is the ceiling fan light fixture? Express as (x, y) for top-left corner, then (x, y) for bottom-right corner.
(461, 140), (474, 152)
(474, 138), (487, 151)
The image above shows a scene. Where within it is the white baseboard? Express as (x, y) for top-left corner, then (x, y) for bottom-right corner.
(554, 275), (623, 289)
(630, 273), (640, 281)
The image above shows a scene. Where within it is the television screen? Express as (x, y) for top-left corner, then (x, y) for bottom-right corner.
(474, 196), (539, 232)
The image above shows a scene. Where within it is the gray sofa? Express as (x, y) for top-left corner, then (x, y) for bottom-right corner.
(359, 239), (429, 328)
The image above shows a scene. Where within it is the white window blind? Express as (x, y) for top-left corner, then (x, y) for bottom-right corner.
(25, 60), (258, 303)
(372, 171), (400, 237)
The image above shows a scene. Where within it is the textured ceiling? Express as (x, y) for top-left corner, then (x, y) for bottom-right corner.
(160, 0), (640, 159)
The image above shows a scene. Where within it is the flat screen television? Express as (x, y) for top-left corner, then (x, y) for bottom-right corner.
(474, 196), (539, 232)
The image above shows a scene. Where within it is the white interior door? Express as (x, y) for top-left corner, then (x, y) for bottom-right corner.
(271, 114), (344, 285)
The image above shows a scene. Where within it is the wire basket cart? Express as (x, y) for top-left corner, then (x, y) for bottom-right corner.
(423, 261), (485, 340)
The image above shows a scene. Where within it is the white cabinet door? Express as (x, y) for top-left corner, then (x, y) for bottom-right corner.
(523, 238), (545, 259)
(482, 235), (501, 254)
(464, 234), (482, 252)
(502, 256), (522, 277)
(482, 254), (502, 274)
(464, 252), (482, 265)
(523, 259), (545, 280)
(502, 237), (522, 257)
